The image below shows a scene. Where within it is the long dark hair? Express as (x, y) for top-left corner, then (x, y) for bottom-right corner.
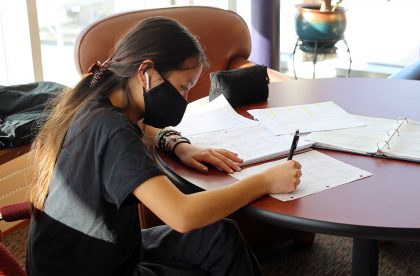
(30, 17), (208, 210)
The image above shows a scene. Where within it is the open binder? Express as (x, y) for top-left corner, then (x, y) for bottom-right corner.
(305, 115), (420, 163)
(176, 95), (313, 166)
(187, 124), (313, 166)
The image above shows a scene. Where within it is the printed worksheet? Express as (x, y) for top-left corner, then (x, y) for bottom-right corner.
(176, 95), (257, 136)
(232, 150), (372, 201)
(174, 95), (313, 166)
(248, 101), (364, 135)
(188, 124), (313, 166)
(304, 115), (393, 154)
(305, 115), (420, 162)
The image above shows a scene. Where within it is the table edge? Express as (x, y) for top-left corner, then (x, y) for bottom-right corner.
(154, 148), (420, 241)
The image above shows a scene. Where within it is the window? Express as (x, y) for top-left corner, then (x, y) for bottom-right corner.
(0, 0), (418, 86)
(35, 0), (235, 86)
(36, 0), (175, 86)
(278, 0), (420, 77)
(0, 0), (34, 85)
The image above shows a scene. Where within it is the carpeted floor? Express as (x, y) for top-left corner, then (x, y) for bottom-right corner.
(255, 235), (420, 275)
(4, 224), (420, 275)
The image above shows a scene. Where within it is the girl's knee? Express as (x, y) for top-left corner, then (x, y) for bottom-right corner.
(212, 219), (245, 246)
(217, 219), (241, 235)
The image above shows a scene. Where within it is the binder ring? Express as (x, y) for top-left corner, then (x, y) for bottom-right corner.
(396, 117), (408, 125)
(387, 128), (399, 137)
(377, 140), (390, 154)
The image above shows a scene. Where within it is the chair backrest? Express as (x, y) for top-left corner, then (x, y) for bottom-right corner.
(74, 6), (251, 102)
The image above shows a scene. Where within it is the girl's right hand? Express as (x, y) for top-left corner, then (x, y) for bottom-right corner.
(260, 160), (302, 194)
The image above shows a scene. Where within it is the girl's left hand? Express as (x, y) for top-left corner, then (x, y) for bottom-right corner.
(173, 143), (243, 174)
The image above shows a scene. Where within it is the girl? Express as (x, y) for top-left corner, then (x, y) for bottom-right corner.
(27, 17), (301, 275)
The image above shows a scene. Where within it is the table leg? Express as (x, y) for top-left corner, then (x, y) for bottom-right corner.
(352, 238), (379, 276)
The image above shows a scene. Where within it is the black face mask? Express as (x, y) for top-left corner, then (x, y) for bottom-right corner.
(143, 79), (188, 128)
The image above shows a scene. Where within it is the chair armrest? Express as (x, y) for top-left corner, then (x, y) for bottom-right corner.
(0, 202), (31, 222)
(228, 57), (291, 82)
(388, 60), (420, 80)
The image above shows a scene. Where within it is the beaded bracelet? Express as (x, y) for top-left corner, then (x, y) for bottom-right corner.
(155, 128), (177, 145)
(171, 139), (191, 153)
(165, 135), (191, 153)
(162, 133), (182, 151)
(155, 128), (190, 153)
(166, 136), (190, 152)
(156, 129), (180, 150)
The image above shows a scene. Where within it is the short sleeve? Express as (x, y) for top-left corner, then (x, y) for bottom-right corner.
(101, 126), (164, 209)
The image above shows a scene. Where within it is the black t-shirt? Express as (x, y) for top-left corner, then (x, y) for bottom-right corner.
(26, 101), (164, 276)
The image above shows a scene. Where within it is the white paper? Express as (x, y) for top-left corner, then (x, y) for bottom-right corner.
(176, 95), (258, 136)
(248, 101), (364, 135)
(305, 115), (395, 154)
(188, 124), (314, 166)
(232, 150), (372, 201)
(305, 115), (420, 162)
(384, 118), (420, 162)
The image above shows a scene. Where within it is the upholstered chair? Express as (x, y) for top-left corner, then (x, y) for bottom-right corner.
(74, 6), (288, 102)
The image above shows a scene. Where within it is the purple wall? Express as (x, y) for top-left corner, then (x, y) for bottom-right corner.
(249, 0), (280, 70)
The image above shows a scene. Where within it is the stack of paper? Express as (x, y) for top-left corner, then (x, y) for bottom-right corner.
(232, 150), (372, 201)
(173, 96), (373, 202)
(248, 101), (364, 135)
(176, 95), (257, 136)
(188, 124), (313, 166)
(176, 95), (313, 166)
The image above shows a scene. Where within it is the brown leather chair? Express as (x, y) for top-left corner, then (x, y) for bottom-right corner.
(74, 6), (288, 102)
(74, 6), (312, 247)
(75, 6), (252, 102)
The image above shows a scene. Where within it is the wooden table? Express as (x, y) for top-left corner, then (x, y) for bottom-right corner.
(155, 78), (420, 276)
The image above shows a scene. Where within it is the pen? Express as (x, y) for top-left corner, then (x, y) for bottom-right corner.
(287, 129), (300, 160)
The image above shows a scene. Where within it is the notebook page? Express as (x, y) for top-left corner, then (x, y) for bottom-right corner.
(248, 101), (364, 135)
(176, 95), (257, 136)
(232, 150), (372, 201)
(384, 119), (420, 162)
(305, 115), (397, 155)
(187, 124), (313, 166)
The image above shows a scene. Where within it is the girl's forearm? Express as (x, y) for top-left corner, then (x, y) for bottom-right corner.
(178, 173), (268, 231)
